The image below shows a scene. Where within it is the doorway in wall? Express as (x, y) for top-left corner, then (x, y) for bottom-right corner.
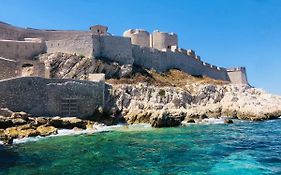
(61, 98), (79, 116)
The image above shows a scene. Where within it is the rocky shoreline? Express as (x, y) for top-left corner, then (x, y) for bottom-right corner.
(0, 108), (97, 145)
(104, 83), (281, 127)
(1, 82), (281, 145)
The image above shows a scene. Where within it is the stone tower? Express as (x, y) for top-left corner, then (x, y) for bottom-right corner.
(90, 25), (109, 35)
(152, 30), (178, 51)
(123, 29), (150, 47)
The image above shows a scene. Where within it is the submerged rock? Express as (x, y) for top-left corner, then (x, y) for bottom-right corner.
(224, 119), (234, 124)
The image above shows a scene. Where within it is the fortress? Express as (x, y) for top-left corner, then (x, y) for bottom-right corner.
(0, 21), (248, 118)
(0, 21), (248, 84)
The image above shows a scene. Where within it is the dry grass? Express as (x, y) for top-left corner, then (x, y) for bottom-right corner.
(106, 68), (229, 87)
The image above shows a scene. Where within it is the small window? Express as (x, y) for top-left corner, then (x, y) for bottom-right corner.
(167, 46), (171, 49)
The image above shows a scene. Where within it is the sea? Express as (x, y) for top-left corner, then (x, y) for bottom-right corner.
(0, 119), (281, 175)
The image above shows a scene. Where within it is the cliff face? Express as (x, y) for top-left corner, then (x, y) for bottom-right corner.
(38, 53), (281, 127)
(105, 83), (281, 127)
(38, 52), (132, 80)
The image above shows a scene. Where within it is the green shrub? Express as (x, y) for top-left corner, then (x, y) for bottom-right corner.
(158, 89), (166, 97)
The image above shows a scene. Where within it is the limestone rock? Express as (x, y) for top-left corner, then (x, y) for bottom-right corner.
(106, 83), (281, 126)
(32, 117), (49, 126)
(11, 112), (30, 121)
(149, 111), (183, 128)
(12, 118), (27, 126)
(0, 108), (13, 117)
(18, 129), (39, 138)
(36, 125), (58, 136)
(4, 125), (39, 139)
(49, 117), (87, 129)
(120, 64), (133, 77)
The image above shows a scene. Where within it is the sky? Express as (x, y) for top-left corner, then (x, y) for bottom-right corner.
(1, 0), (281, 94)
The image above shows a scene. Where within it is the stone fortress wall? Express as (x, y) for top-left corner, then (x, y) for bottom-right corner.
(0, 57), (18, 79)
(0, 21), (248, 84)
(124, 29), (246, 83)
(0, 76), (105, 118)
(0, 39), (45, 60)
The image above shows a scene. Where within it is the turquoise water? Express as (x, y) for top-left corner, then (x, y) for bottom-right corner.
(0, 120), (281, 175)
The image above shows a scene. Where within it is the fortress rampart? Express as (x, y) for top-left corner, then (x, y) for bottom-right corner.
(0, 22), (248, 84)
(0, 76), (104, 118)
(0, 39), (45, 60)
(132, 45), (230, 81)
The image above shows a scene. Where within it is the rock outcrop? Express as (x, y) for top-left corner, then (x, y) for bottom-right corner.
(38, 53), (133, 79)
(104, 83), (281, 127)
(0, 109), (97, 144)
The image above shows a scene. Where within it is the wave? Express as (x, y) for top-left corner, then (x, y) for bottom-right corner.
(182, 117), (244, 125)
(0, 123), (152, 145)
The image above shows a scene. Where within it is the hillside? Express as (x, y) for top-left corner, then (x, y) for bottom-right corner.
(38, 52), (229, 87)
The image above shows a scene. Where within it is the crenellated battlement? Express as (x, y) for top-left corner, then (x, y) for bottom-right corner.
(226, 67), (246, 72)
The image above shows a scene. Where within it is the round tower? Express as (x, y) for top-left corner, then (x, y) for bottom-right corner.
(123, 29), (150, 47)
(152, 31), (178, 51)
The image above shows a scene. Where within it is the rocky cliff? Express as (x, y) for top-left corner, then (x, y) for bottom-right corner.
(104, 83), (281, 127)
(38, 53), (281, 127)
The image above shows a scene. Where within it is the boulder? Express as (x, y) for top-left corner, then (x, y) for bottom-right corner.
(49, 117), (87, 129)
(4, 124), (38, 138)
(0, 108), (13, 117)
(224, 119), (234, 124)
(86, 121), (95, 130)
(12, 118), (27, 126)
(150, 111), (182, 128)
(18, 129), (39, 138)
(32, 117), (49, 126)
(185, 118), (196, 123)
(4, 127), (19, 138)
(11, 112), (30, 120)
(124, 110), (151, 124)
(36, 125), (58, 136)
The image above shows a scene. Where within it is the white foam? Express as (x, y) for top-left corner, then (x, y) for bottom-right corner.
(182, 117), (243, 125)
(0, 123), (150, 145)
(201, 118), (225, 124)
(13, 136), (44, 144)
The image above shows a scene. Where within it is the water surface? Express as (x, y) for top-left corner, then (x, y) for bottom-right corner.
(0, 120), (280, 175)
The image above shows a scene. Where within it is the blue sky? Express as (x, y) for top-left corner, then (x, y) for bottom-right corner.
(1, 0), (281, 94)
